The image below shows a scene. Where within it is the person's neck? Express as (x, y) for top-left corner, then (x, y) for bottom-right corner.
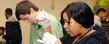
(80, 27), (93, 37)
(80, 27), (95, 38)
(80, 28), (88, 36)
(72, 28), (95, 44)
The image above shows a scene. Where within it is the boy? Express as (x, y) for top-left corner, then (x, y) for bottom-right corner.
(15, 1), (63, 44)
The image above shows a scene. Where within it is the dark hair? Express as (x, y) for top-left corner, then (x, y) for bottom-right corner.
(60, 8), (68, 35)
(15, 1), (39, 20)
(5, 8), (13, 15)
(62, 2), (94, 28)
(96, 8), (107, 15)
(0, 26), (5, 32)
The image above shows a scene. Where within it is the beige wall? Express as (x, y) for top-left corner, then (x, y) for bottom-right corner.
(0, 0), (95, 44)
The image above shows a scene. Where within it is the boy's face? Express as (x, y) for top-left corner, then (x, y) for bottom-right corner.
(20, 12), (37, 24)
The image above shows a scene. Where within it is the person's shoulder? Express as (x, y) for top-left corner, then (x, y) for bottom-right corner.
(79, 25), (109, 44)
(93, 25), (105, 32)
(86, 36), (109, 44)
(7, 16), (17, 22)
(84, 31), (109, 44)
(60, 35), (74, 44)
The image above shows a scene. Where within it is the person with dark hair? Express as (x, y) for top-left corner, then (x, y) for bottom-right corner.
(94, 8), (109, 39)
(0, 27), (5, 36)
(5, 8), (17, 21)
(42, 1), (109, 44)
(96, 8), (107, 15)
(60, 6), (74, 44)
(94, 8), (108, 26)
(5, 8), (22, 44)
(0, 26), (6, 44)
(15, 1), (63, 44)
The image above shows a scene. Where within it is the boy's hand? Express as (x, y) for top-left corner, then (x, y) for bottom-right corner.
(42, 32), (61, 44)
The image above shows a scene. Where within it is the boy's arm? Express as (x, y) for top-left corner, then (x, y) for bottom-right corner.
(55, 39), (62, 44)
(42, 32), (62, 44)
(43, 25), (52, 34)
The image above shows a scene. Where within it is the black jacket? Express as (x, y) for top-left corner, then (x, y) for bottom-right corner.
(5, 21), (22, 44)
(78, 25), (109, 44)
(60, 25), (109, 44)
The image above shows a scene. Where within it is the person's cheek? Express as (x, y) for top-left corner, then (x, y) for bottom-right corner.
(28, 15), (37, 24)
(64, 22), (69, 32)
(69, 24), (75, 36)
(69, 23), (73, 30)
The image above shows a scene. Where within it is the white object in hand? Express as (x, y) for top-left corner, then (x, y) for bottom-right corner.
(42, 32), (58, 44)
(37, 39), (44, 43)
(36, 10), (50, 28)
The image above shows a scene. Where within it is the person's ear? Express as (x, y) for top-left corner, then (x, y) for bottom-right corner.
(30, 8), (35, 13)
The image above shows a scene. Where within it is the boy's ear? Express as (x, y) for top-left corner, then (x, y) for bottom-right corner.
(30, 8), (35, 13)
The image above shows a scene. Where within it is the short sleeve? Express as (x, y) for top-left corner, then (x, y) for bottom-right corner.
(36, 10), (50, 28)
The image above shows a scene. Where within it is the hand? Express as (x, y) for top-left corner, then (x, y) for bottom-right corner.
(42, 32), (61, 44)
